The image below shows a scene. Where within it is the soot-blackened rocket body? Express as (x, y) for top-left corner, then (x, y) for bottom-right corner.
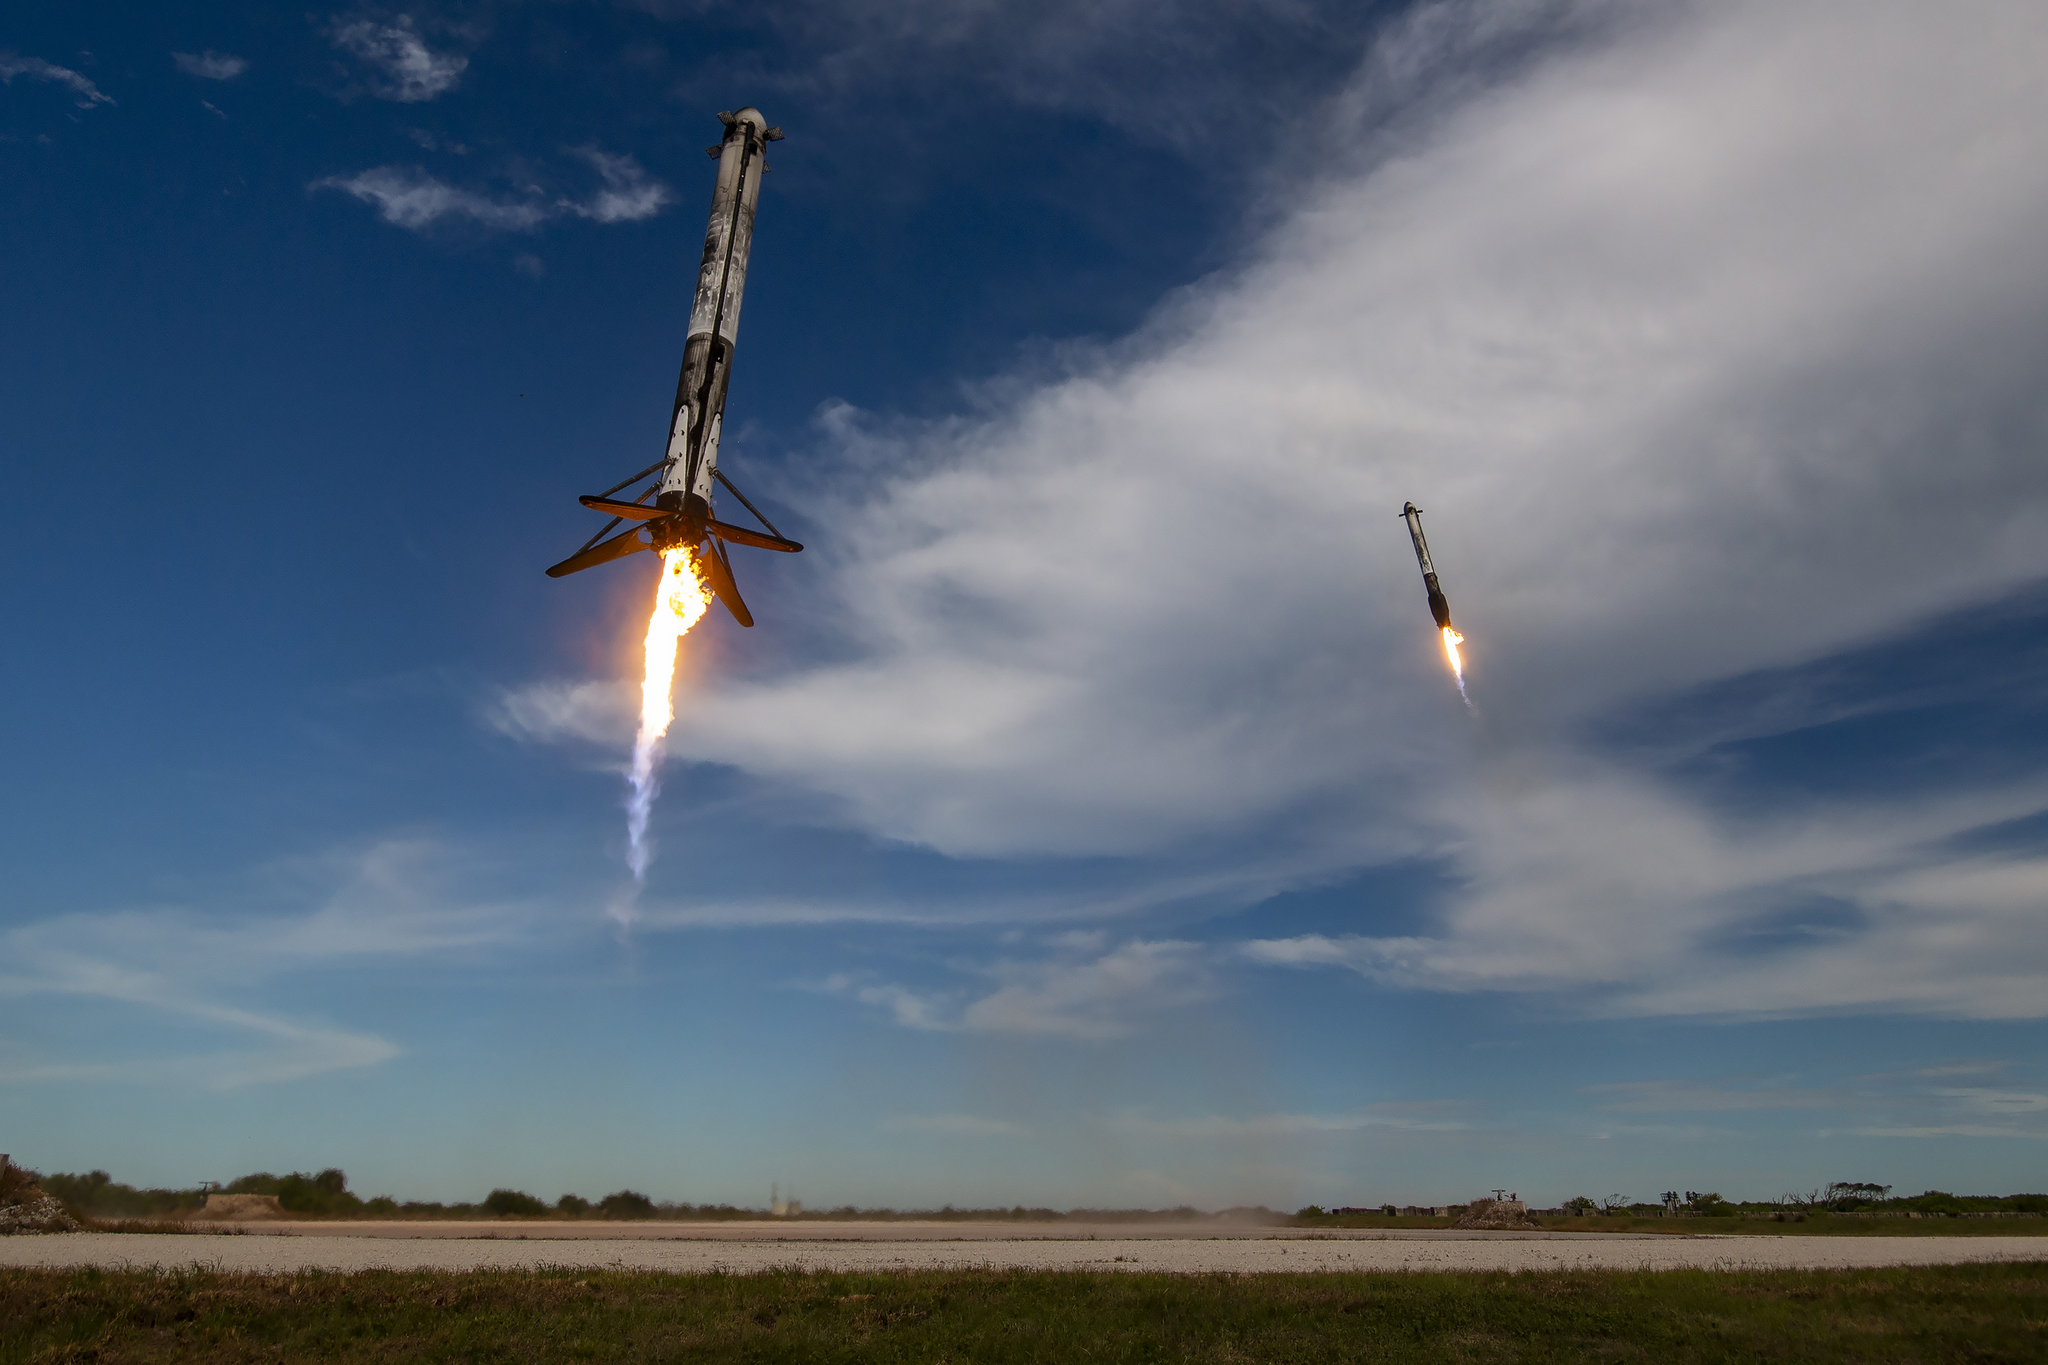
(546, 107), (803, 627)
(1400, 501), (1453, 630)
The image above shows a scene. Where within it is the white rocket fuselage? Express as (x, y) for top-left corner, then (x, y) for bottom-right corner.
(1401, 501), (1454, 631)
(651, 107), (778, 552)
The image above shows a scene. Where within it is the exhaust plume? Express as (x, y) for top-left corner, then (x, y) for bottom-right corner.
(1441, 625), (1471, 708)
(626, 546), (712, 881)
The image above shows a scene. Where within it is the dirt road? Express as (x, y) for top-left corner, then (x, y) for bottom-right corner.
(4, 1223), (2042, 1275)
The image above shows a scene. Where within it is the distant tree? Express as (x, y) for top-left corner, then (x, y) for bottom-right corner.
(1823, 1182), (1891, 1211)
(1907, 1190), (1965, 1216)
(598, 1190), (656, 1219)
(483, 1189), (547, 1217)
(556, 1194), (591, 1216)
(1563, 1196), (1597, 1215)
(1598, 1194), (1631, 1214)
(273, 1170), (363, 1216)
(40, 1170), (203, 1219)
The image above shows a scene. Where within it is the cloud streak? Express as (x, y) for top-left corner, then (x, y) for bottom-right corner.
(0, 53), (115, 107)
(172, 50), (247, 80)
(314, 153), (670, 233)
(0, 841), (530, 1089)
(327, 15), (468, 102)
(596, 0), (2048, 1020)
(825, 938), (1220, 1039)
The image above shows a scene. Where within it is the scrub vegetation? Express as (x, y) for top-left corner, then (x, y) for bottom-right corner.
(4, 1263), (2046, 1363)
(20, 1164), (2048, 1234)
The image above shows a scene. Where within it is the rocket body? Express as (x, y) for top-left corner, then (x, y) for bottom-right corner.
(1400, 502), (1454, 630)
(652, 107), (780, 552)
(545, 106), (801, 628)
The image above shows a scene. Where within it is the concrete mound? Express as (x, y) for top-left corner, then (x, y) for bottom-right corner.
(192, 1194), (287, 1220)
(1455, 1198), (1540, 1231)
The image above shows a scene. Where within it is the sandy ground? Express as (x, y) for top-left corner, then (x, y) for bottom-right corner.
(3, 1224), (2044, 1274)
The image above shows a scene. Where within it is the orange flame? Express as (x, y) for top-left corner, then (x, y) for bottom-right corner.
(626, 546), (712, 880)
(1441, 624), (1472, 706)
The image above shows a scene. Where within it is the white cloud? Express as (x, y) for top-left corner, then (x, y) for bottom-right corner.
(1581, 1080), (1844, 1113)
(490, 678), (634, 746)
(542, 0), (2048, 1021)
(313, 167), (551, 232)
(825, 939), (1220, 1039)
(327, 15), (467, 102)
(961, 939), (1217, 1037)
(0, 52), (114, 107)
(0, 841), (528, 1089)
(315, 153), (671, 234)
(1568, 1066), (2048, 1140)
(172, 50), (247, 80)
(1109, 1106), (1464, 1140)
(565, 149), (672, 223)
(1851, 1125), (2048, 1140)
(881, 1113), (1028, 1136)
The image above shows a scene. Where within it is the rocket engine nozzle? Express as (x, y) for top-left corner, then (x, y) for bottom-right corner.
(1425, 576), (1453, 630)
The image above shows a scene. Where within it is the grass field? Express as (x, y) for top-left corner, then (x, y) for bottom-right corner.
(1306, 1212), (2048, 1238)
(5, 1262), (2045, 1363)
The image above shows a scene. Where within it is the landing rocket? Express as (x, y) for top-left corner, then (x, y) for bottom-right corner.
(1400, 501), (1453, 630)
(546, 107), (801, 627)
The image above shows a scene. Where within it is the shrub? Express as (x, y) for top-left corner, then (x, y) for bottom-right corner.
(599, 1190), (656, 1219)
(557, 1194), (591, 1215)
(39, 1170), (202, 1219)
(483, 1189), (547, 1217)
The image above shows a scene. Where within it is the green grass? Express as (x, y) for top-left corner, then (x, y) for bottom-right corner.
(1297, 1213), (2048, 1236)
(5, 1263), (2046, 1363)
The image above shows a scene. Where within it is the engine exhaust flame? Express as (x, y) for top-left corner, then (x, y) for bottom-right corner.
(1441, 624), (1472, 707)
(626, 545), (711, 881)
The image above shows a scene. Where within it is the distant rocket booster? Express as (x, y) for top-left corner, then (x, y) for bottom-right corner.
(1400, 502), (1453, 630)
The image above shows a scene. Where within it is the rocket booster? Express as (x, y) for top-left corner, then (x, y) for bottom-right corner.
(546, 107), (803, 627)
(651, 107), (783, 549)
(1400, 501), (1453, 630)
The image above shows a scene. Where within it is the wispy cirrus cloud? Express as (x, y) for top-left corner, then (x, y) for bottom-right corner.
(1576, 1065), (2048, 1141)
(326, 15), (468, 102)
(1582, 1080), (1846, 1113)
(0, 52), (114, 107)
(566, 148), (674, 223)
(172, 50), (247, 80)
(315, 166), (552, 231)
(881, 1112), (1029, 1136)
(313, 151), (670, 233)
(502, 0), (2048, 1032)
(0, 841), (530, 1090)
(824, 938), (1220, 1039)
(1108, 1105), (1465, 1141)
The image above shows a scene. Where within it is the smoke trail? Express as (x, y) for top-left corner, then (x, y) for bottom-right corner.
(626, 546), (712, 881)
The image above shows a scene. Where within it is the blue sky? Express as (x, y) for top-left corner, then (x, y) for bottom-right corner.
(5, 0), (2047, 1210)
